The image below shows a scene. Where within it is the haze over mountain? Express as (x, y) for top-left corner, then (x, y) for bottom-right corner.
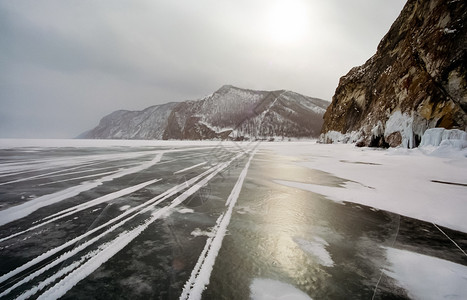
(81, 85), (328, 140)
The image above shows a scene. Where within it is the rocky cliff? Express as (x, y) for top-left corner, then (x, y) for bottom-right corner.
(82, 85), (329, 140)
(320, 0), (466, 148)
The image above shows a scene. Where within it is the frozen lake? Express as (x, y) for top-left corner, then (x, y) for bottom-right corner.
(0, 140), (466, 299)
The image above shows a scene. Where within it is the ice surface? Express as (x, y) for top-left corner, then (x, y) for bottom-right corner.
(2, 139), (465, 299)
(180, 149), (257, 300)
(0, 153), (163, 226)
(0, 139), (223, 149)
(250, 278), (312, 300)
(19, 148), (249, 299)
(383, 247), (467, 300)
(263, 142), (467, 233)
(0, 144), (254, 298)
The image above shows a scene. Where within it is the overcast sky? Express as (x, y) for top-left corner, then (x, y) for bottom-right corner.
(0, 0), (406, 138)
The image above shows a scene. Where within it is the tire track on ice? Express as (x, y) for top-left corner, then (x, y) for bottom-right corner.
(174, 162), (207, 175)
(180, 148), (257, 300)
(0, 150), (250, 298)
(13, 148), (252, 300)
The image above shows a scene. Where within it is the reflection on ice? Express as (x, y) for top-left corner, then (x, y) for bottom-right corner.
(250, 278), (312, 300)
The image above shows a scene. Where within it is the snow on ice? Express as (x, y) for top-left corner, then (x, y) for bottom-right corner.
(250, 278), (312, 300)
(293, 237), (334, 267)
(264, 139), (467, 233)
(383, 247), (467, 300)
(1, 137), (466, 299)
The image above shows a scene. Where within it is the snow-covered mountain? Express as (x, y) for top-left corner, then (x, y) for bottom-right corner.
(81, 102), (178, 140)
(81, 85), (329, 140)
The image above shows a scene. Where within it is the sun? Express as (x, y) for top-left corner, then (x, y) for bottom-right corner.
(266, 1), (310, 45)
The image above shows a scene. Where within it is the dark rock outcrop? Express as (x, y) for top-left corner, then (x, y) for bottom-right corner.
(82, 85), (329, 140)
(321, 0), (466, 148)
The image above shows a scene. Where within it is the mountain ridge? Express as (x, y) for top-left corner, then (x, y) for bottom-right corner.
(81, 85), (329, 140)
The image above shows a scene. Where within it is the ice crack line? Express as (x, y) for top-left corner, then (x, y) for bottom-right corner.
(180, 148), (257, 300)
(432, 222), (467, 257)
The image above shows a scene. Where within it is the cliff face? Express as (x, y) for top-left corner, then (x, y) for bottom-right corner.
(82, 85), (329, 140)
(321, 0), (466, 148)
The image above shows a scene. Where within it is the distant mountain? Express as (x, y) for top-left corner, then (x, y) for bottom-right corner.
(81, 85), (329, 140)
(320, 0), (466, 148)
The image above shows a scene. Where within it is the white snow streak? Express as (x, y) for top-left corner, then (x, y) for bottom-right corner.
(0, 178), (160, 243)
(0, 150), (158, 176)
(35, 221), (153, 300)
(37, 170), (118, 186)
(4, 147), (250, 299)
(180, 148), (257, 300)
(0, 164), (224, 288)
(0, 153), (163, 226)
(174, 162), (207, 174)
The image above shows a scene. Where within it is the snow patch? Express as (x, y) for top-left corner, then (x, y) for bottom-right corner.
(191, 228), (214, 238)
(443, 28), (457, 34)
(293, 237), (334, 267)
(383, 247), (467, 300)
(250, 278), (312, 300)
(119, 205), (131, 211)
(178, 208), (195, 214)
